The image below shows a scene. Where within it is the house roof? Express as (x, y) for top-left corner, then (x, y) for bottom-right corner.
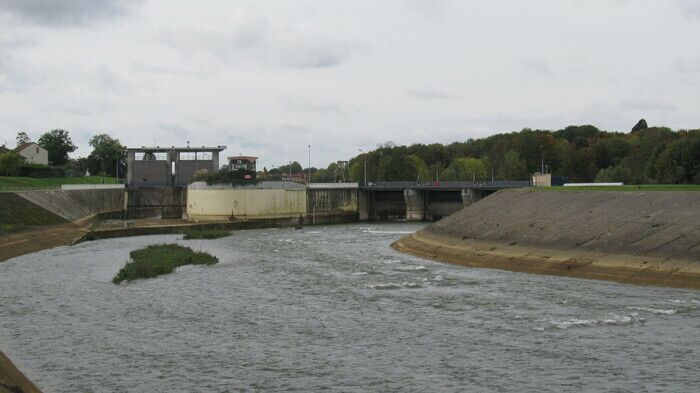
(14, 142), (42, 152)
(228, 156), (258, 161)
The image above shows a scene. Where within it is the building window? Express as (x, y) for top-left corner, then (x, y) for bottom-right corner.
(180, 152), (197, 160)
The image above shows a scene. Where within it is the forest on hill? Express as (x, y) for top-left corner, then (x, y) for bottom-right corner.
(333, 121), (700, 185)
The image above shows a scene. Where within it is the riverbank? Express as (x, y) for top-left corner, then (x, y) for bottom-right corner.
(393, 189), (700, 290)
(0, 351), (41, 393)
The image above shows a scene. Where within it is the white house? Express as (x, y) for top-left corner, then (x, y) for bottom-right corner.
(15, 142), (49, 165)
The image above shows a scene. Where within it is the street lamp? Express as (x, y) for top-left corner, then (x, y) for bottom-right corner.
(359, 149), (367, 187)
(308, 144), (311, 185)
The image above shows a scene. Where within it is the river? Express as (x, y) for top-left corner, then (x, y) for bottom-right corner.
(0, 223), (698, 392)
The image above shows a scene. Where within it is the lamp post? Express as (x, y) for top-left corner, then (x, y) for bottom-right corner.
(540, 144), (544, 174)
(308, 144), (311, 185)
(359, 149), (367, 187)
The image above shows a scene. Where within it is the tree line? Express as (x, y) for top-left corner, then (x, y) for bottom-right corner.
(0, 130), (125, 177)
(344, 120), (700, 184)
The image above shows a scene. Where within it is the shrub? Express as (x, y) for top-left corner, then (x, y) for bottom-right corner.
(182, 229), (231, 239)
(18, 163), (64, 178)
(112, 244), (218, 284)
(194, 168), (258, 186)
(0, 152), (23, 176)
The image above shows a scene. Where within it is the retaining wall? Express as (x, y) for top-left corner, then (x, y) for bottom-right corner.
(393, 189), (700, 289)
(4, 189), (126, 224)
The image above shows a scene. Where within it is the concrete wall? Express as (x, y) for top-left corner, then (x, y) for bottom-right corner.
(187, 186), (360, 223)
(127, 187), (186, 219)
(10, 189), (126, 223)
(187, 188), (307, 221)
(307, 188), (359, 224)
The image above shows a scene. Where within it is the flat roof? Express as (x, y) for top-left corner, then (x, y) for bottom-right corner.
(127, 145), (226, 152)
(228, 156), (258, 161)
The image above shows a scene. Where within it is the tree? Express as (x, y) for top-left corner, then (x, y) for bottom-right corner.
(88, 134), (126, 177)
(631, 119), (648, 133)
(16, 132), (30, 147)
(499, 150), (528, 180)
(408, 155), (430, 182)
(0, 151), (23, 176)
(377, 154), (418, 181)
(441, 157), (487, 181)
(38, 129), (77, 166)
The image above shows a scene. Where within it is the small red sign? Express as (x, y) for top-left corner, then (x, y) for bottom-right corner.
(244, 175), (252, 180)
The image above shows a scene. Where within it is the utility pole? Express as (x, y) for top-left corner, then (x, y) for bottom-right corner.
(308, 144), (311, 185)
(359, 149), (367, 187)
(289, 161), (292, 181)
(540, 144), (544, 174)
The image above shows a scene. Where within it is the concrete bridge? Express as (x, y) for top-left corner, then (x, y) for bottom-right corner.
(358, 181), (530, 221)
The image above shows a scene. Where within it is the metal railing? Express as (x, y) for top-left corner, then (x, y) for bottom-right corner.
(365, 180), (531, 189)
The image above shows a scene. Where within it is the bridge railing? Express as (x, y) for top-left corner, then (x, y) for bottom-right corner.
(365, 180), (531, 189)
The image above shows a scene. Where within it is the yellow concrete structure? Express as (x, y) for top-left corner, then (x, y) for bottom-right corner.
(187, 189), (308, 221)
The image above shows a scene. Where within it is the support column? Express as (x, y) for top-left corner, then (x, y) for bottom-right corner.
(461, 188), (481, 206)
(358, 189), (370, 221)
(404, 188), (426, 221)
(126, 150), (135, 185)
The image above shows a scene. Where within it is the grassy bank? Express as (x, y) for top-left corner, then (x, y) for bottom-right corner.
(532, 184), (700, 192)
(0, 176), (121, 190)
(182, 229), (231, 239)
(113, 244), (218, 284)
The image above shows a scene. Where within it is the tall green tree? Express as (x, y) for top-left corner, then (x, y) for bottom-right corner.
(499, 150), (528, 180)
(38, 129), (77, 166)
(88, 134), (126, 177)
(441, 157), (487, 181)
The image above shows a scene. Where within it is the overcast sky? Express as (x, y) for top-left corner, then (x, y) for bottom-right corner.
(1, 0), (699, 169)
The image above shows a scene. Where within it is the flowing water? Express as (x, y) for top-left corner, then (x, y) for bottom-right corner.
(0, 223), (698, 392)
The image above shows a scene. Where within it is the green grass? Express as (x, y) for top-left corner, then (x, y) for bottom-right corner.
(530, 184), (700, 192)
(182, 229), (231, 239)
(112, 244), (218, 284)
(0, 176), (122, 190)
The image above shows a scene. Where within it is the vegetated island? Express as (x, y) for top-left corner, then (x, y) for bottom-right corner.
(112, 244), (218, 284)
(393, 188), (700, 290)
(182, 229), (231, 240)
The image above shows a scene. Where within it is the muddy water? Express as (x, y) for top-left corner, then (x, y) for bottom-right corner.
(0, 223), (698, 392)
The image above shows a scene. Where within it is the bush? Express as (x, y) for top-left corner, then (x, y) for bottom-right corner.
(18, 163), (64, 178)
(0, 152), (23, 176)
(112, 244), (218, 284)
(182, 229), (231, 239)
(595, 164), (633, 184)
(194, 168), (258, 186)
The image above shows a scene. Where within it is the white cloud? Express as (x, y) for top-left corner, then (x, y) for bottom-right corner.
(0, 0), (144, 27)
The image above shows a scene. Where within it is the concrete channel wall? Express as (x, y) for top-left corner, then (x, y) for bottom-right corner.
(8, 189), (126, 223)
(186, 185), (360, 223)
(393, 189), (700, 289)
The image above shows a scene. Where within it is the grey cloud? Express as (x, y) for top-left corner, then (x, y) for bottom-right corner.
(277, 39), (350, 69)
(674, 58), (700, 73)
(404, 88), (457, 100)
(0, 0), (144, 27)
(159, 18), (267, 61)
(403, 0), (450, 22)
(523, 59), (555, 78)
(677, 0), (700, 19)
(619, 99), (679, 112)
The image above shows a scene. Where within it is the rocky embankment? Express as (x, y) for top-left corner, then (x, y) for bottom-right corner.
(393, 189), (700, 289)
